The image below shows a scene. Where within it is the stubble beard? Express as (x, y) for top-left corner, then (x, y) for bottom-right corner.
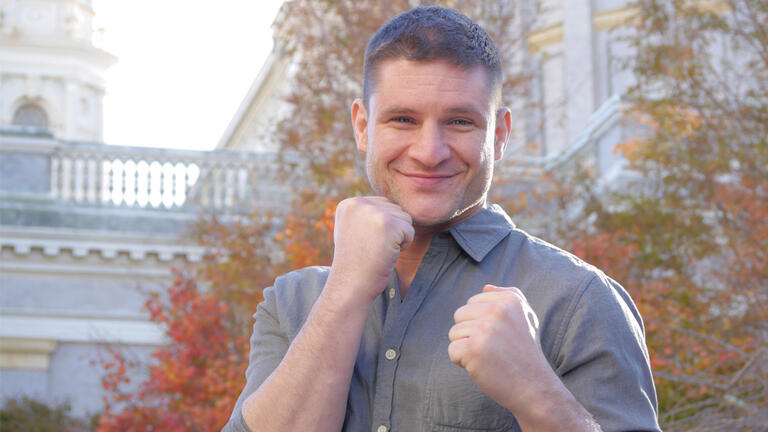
(365, 152), (495, 228)
(367, 173), (491, 229)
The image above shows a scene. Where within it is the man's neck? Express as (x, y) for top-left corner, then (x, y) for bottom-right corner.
(394, 201), (487, 297)
(395, 229), (434, 298)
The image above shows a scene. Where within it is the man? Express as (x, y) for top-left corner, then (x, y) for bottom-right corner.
(224, 6), (659, 432)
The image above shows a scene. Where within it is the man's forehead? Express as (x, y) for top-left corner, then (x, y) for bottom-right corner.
(369, 59), (494, 111)
(373, 58), (488, 81)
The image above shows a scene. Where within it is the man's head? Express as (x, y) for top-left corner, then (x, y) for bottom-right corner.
(363, 6), (503, 111)
(351, 7), (511, 228)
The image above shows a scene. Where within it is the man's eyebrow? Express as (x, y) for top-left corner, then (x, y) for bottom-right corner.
(443, 105), (486, 116)
(377, 106), (419, 118)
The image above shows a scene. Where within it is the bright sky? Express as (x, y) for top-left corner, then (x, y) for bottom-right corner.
(93, 0), (285, 151)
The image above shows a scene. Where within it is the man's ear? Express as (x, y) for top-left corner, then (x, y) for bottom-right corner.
(494, 106), (512, 161)
(351, 98), (368, 153)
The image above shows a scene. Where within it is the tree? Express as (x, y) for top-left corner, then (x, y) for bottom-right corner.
(0, 397), (95, 432)
(96, 204), (335, 431)
(490, 1), (767, 430)
(619, 1), (768, 429)
(517, 1), (768, 430)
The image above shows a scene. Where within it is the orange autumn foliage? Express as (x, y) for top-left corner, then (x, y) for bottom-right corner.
(98, 275), (245, 431)
(96, 200), (336, 431)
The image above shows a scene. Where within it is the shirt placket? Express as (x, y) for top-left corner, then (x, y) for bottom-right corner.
(369, 248), (444, 432)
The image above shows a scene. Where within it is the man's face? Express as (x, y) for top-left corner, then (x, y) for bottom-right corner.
(351, 59), (510, 227)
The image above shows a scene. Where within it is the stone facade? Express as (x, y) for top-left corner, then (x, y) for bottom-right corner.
(513, 0), (638, 162)
(0, 126), (284, 416)
(0, 0), (285, 418)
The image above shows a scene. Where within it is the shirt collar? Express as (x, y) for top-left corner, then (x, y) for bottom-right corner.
(444, 204), (516, 262)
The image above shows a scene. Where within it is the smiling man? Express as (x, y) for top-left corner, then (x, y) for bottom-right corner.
(223, 6), (660, 432)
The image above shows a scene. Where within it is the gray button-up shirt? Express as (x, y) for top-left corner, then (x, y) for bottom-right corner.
(223, 205), (660, 432)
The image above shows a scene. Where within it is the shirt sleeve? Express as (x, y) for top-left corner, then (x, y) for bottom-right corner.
(551, 273), (661, 432)
(221, 285), (288, 432)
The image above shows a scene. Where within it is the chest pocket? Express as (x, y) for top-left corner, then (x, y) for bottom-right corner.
(424, 351), (520, 432)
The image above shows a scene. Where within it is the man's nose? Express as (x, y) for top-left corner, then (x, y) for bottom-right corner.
(408, 121), (450, 167)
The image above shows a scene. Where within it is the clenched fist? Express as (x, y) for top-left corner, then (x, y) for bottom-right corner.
(448, 285), (554, 415)
(329, 197), (414, 302)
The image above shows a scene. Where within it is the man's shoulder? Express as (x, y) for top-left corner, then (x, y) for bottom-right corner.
(273, 265), (331, 289)
(259, 266), (331, 332)
(268, 265), (331, 301)
(262, 265), (329, 302)
(480, 205), (599, 280)
(505, 227), (601, 283)
(498, 227), (635, 313)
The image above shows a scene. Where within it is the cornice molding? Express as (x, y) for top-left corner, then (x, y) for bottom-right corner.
(527, 2), (729, 52)
(0, 259), (181, 277)
(0, 311), (166, 346)
(591, 2), (730, 32)
(0, 338), (58, 370)
(527, 23), (564, 53)
(593, 6), (641, 31)
(0, 226), (205, 263)
(694, 0), (732, 13)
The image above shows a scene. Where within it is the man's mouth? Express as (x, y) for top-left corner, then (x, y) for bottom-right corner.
(399, 171), (459, 188)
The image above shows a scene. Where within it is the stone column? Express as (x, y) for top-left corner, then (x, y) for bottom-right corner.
(563, 0), (595, 144)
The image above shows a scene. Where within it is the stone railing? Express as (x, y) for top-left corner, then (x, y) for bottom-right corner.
(0, 127), (287, 213)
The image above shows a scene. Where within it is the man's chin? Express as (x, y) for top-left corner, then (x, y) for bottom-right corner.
(408, 208), (461, 228)
(383, 193), (480, 228)
(407, 200), (485, 229)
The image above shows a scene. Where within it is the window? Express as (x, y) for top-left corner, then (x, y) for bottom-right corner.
(12, 104), (49, 128)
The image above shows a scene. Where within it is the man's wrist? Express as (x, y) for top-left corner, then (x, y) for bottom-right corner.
(323, 266), (382, 309)
(510, 375), (601, 432)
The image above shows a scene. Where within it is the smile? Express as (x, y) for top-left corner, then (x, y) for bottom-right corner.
(399, 172), (459, 188)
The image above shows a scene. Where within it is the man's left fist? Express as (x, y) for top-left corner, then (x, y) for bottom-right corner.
(448, 284), (552, 414)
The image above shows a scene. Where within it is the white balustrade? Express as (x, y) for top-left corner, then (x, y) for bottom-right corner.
(0, 131), (283, 213)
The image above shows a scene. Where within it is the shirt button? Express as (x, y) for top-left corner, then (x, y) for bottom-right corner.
(385, 349), (397, 360)
(377, 426), (388, 432)
(388, 288), (395, 299)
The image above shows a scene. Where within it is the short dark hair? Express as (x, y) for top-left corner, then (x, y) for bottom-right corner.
(363, 6), (502, 108)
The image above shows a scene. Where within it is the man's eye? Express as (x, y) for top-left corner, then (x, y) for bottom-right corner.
(393, 117), (413, 123)
(450, 119), (472, 126)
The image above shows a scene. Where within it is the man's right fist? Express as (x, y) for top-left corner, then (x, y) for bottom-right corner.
(329, 197), (414, 302)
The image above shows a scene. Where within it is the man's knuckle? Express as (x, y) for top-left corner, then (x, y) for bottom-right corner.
(488, 302), (507, 318)
(475, 319), (490, 334)
(368, 210), (384, 225)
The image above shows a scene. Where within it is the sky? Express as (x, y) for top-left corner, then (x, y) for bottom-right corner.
(92, 0), (285, 151)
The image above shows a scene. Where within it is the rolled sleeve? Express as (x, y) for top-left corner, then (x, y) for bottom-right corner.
(222, 286), (288, 432)
(553, 274), (661, 432)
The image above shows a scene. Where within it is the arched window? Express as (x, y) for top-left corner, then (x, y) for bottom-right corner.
(12, 104), (49, 128)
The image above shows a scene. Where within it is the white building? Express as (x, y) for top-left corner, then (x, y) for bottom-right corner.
(0, 0), (278, 418)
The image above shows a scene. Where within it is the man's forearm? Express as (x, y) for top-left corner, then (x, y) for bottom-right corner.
(240, 272), (372, 431)
(240, 196), (413, 431)
(511, 374), (602, 432)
